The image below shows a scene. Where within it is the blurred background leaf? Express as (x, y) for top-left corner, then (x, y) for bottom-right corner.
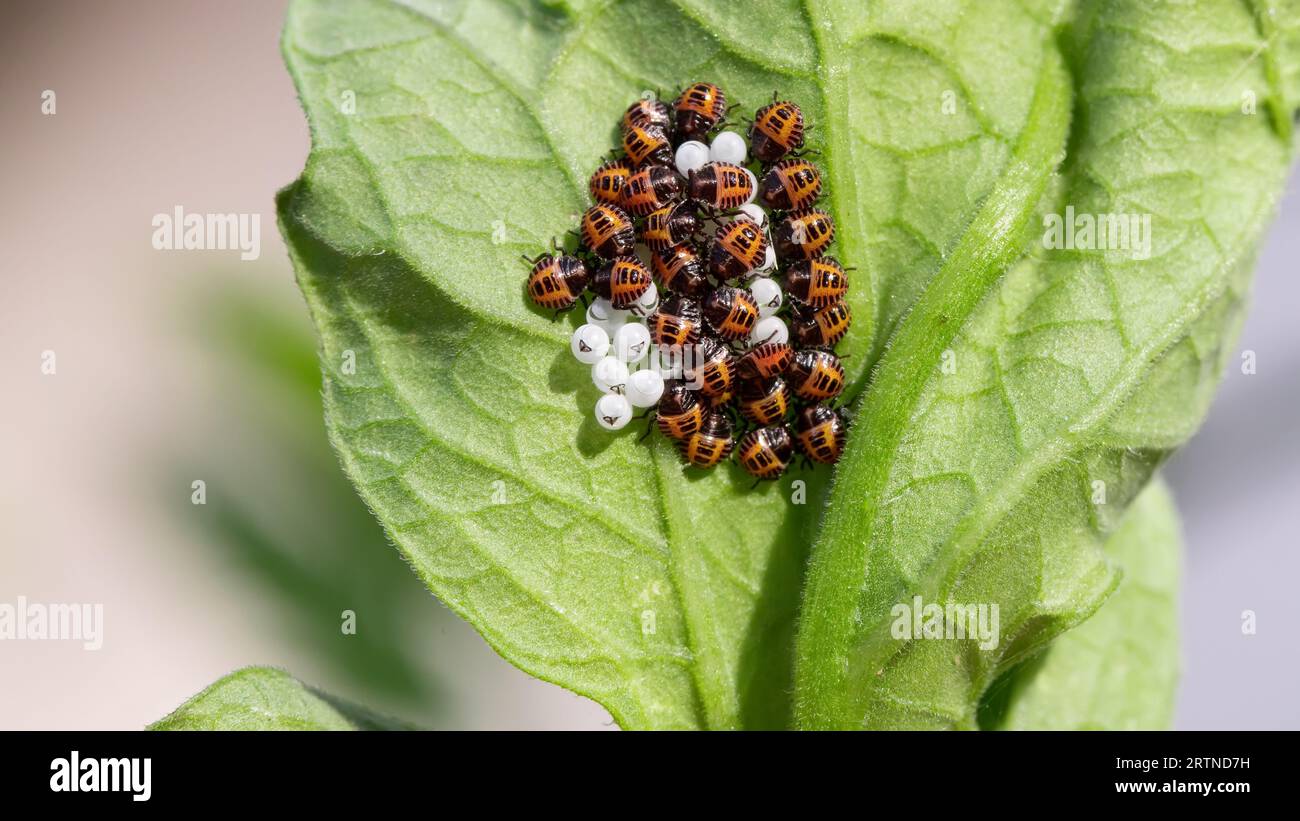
(168, 277), (450, 723)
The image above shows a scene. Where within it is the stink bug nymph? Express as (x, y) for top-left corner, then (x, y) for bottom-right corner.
(791, 300), (852, 348)
(775, 208), (835, 262)
(760, 158), (821, 211)
(750, 99), (805, 164)
(785, 257), (848, 308)
(620, 164), (685, 216)
(589, 159), (631, 205)
(737, 425), (795, 481)
(703, 285), (760, 342)
(795, 404), (846, 465)
(623, 97), (672, 132)
(653, 379), (704, 441)
(593, 256), (652, 309)
(688, 161), (754, 210)
(525, 252), (589, 312)
(787, 349), (845, 402)
(651, 243), (710, 297)
(738, 341), (794, 381)
(678, 411), (734, 468)
(674, 82), (728, 141)
(647, 294), (704, 347)
(622, 124), (674, 167)
(641, 201), (700, 251)
(738, 376), (792, 426)
(708, 219), (768, 280)
(580, 204), (636, 259)
(684, 336), (736, 406)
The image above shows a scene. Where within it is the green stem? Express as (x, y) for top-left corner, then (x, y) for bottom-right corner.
(792, 48), (1073, 730)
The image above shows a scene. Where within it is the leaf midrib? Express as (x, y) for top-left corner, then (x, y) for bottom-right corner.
(794, 47), (1075, 729)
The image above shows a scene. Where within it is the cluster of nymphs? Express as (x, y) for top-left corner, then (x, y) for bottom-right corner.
(524, 82), (851, 481)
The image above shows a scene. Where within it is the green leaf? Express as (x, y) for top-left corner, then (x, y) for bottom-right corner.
(278, 0), (1298, 729)
(278, 0), (1098, 730)
(981, 477), (1181, 730)
(151, 667), (412, 730)
(794, 0), (1299, 729)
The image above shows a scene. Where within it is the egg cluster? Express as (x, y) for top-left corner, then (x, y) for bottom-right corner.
(524, 82), (852, 480)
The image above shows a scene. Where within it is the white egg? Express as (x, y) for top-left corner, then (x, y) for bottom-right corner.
(737, 203), (765, 227)
(709, 131), (747, 165)
(749, 315), (789, 347)
(749, 277), (783, 317)
(570, 323), (610, 364)
(675, 140), (710, 176)
(625, 369), (666, 408)
(757, 244), (777, 272)
(613, 322), (652, 363)
(594, 393), (633, 431)
(586, 297), (629, 334)
(629, 281), (659, 317)
(743, 168), (759, 204)
(592, 356), (630, 395)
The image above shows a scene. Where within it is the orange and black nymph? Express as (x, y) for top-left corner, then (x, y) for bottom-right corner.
(678, 411), (734, 468)
(738, 341), (794, 381)
(651, 243), (710, 297)
(588, 160), (631, 206)
(749, 99), (805, 164)
(794, 404), (846, 465)
(703, 285), (760, 342)
(792, 300), (852, 348)
(684, 337), (736, 406)
(623, 97), (672, 132)
(787, 349), (845, 403)
(737, 425), (795, 481)
(759, 158), (821, 211)
(674, 82), (728, 141)
(688, 162), (754, 210)
(641, 201), (701, 251)
(580, 203), (636, 259)
(738, 376), (792, 426)
(525, 253), (589, 312)
(708, 219), (767, 280)
(622, 123), (674, 167)
(775, 208), (835, 262)
(620, 164), (685, 216)
(593, 256), (652, 309)
(647, 294), (703, 348)
(654, 380), (705, 441)
(785, 257), (848, 308)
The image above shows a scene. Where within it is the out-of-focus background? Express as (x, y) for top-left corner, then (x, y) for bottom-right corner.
(1, 1), (1295, 730)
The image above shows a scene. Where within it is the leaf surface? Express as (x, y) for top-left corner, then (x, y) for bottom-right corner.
(151, 667), (410, 730)
(982, 478), (1181, 731)
(278, 0), (1077, 728)
(793, 0), (1299, 728)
